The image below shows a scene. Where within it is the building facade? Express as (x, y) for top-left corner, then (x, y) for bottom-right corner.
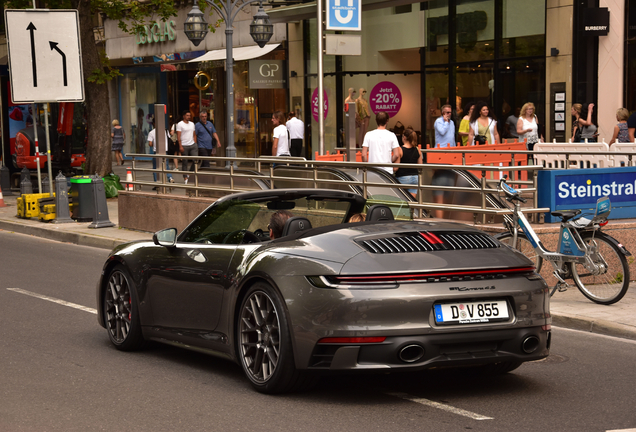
(103, 5), (288, 159)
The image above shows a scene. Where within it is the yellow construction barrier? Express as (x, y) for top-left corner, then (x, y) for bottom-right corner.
(17, 193), (53, 218)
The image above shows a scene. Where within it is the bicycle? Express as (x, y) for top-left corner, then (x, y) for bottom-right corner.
(495, 176), (632, 305)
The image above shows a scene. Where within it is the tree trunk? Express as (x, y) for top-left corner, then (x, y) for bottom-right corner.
(78, 0), (112, 177)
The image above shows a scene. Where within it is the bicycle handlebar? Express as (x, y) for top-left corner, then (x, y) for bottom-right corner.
(498, 177), (527, 203)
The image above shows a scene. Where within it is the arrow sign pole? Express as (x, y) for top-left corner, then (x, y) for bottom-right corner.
(27, 22), (37, 87)
(49, 41), (67, 86)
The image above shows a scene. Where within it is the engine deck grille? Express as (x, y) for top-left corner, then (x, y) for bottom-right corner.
(359, 232), (500, 254)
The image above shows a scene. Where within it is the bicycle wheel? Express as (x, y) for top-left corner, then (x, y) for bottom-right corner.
(571, 232), (630, 305)
(495, 232), (543, 272)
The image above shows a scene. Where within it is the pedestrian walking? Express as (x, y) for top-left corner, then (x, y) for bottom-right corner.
(609, 108), (630, 145)
(458, 103), (474, 146)
(272, 111), (290, 157)
(195, 110), (221, 168)
(286, 111), (304, 157)
(176, 110), (197, 184)
(467, 101), (500, 145)
(434, 104), (456, 147)
(111, 119), (125, 166)
(394, 128), (423, 198)
(571, 103), (597, 143)
(361, 111), (400, 174)
(517, 102), (543, 151)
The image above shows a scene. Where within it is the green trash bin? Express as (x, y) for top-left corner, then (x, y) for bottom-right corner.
(69, 175), (94, 222)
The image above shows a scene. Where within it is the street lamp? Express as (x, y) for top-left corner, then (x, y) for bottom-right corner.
(185, 0), (273, 165)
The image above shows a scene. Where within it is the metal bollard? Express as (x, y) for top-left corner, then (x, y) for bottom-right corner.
(0, 165), (13, 196)
(88, 175), (115, 228)
(53, 172), (73, 223)
(20, 176), (33, 196)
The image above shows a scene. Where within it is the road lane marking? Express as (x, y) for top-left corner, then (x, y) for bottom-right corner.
(7, 288), (97, 315)
(388, 392), (493, 420)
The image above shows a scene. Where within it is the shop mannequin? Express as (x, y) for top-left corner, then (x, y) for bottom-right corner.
(344, 87), (356, 112)
(356, 88), (371, 146)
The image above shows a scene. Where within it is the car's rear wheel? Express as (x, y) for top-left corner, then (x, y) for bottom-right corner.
(237, 282), (315, 394)
(104, 265), (144, 351)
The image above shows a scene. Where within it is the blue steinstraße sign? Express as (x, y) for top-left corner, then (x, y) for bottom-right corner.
(538, 167), (636, 222)
(326, 0), (362, 31)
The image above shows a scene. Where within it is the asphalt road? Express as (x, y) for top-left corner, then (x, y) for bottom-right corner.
(1, 230), (636, 432)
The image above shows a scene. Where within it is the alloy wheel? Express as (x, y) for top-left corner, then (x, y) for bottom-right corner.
(239, 291), (281, 383)
(105, 270), (132, 344)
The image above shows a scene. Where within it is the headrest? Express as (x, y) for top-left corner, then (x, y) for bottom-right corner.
(365, 205), (394, 222)
(281, 217), (313, 237)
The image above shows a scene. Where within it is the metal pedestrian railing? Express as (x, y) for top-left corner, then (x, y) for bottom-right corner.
(124, 153), (548, 224)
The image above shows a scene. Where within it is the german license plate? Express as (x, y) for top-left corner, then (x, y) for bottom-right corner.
(434, 300), (509, 325)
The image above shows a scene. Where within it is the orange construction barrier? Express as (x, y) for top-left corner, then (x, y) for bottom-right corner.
(427, 140), (528, 182)
(0, 183), (5, 207)
(315, 151), (345, 162)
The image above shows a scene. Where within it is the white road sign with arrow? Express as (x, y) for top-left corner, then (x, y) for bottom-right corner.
(4, 9), (84, 103)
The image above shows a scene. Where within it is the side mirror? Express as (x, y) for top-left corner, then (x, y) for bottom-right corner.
(153, 228), (177, 247)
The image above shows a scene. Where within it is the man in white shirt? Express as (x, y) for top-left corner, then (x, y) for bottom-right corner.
(286, 112), (304, 157)
(362, 111), (400, 174)
(176, 110), (197, 183)
(147, 123), (173, 184)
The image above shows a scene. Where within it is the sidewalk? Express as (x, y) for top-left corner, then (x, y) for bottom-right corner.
(1, 169), (636, 341)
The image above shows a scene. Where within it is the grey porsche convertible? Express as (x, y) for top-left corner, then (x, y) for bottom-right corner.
(96, 189), (551, 394)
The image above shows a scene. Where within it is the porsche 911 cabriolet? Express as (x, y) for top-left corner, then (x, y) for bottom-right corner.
(96, 189), (551, 393)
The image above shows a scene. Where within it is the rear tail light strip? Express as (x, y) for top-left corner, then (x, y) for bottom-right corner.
(307, 266), (536, 289)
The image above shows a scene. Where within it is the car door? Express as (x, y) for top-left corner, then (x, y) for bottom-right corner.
(145, 242), (236, 333)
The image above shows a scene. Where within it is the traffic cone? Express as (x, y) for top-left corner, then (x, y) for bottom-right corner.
(125, 167), (133, 191)
(0, 184), (6, 207)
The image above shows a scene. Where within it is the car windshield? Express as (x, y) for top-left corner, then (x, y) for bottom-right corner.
(179, 196), (353, 244)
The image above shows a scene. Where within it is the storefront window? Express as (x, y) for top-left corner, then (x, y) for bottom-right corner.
(233, 60), (258, 159)
(422, 0), (545, 144)
(501, 0), (546, 58)
(498, 58), (545, 139)
(424, 0), (450, 65)
(119, 71), (160, 156)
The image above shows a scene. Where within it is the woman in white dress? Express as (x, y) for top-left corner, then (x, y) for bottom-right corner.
(516, 102), (543, 151)
(466, 101), (500, 145)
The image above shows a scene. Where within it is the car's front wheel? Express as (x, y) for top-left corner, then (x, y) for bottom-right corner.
(237, 282), (314, 394)
(103, 265), (144, 351)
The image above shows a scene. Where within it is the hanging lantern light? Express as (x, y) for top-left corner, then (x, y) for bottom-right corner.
(250, 4), (273, 48)
(184, 4), (208, 47)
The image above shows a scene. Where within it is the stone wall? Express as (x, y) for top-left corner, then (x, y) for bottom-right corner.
(118, 191), (216, 234)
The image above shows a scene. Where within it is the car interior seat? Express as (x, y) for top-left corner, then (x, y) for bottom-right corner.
(365, 205), (394, 222)
(281, 217), (313, 237)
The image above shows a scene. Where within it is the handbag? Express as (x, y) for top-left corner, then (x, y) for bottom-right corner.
(574, 125), (582, 142)
(474, 119), (493, 145)
(166, 129), (178, 154)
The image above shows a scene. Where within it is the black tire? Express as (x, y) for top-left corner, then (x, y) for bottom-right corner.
(495, 232), (543, 272)
(237, 282), (315, 394)
(571, 232), (630, 305)
(103, 264), (145, 351)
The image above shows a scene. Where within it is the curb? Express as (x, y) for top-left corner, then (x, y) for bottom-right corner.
(552, 313), (636, 341)
(0, 219), (127, 250)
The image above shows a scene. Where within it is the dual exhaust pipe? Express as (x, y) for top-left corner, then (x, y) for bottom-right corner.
(397, 335), (542, 363)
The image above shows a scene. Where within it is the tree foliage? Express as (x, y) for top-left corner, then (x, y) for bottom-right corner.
(0, 0), (185, 176)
